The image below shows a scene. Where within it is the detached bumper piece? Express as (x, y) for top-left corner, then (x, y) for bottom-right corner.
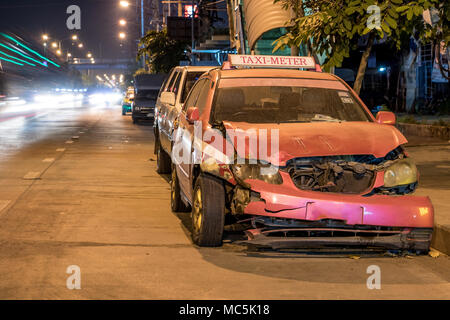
(242, 227), (432, 253)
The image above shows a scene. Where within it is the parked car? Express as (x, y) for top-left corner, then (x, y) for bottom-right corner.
(154, 66), (215, 173)
(131, 74), (166, 124)
(170, 54), (433, 252)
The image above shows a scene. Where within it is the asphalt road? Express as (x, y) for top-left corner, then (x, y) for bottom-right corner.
(0, 101), (449, 299)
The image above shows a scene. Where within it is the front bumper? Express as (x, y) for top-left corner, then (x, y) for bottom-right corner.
(132, 109), (155, 120)
(242, 171), (434, 229)
(242, 227), (432, 252)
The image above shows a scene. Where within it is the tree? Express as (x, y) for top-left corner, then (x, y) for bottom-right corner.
(138, 29), (187, 74)
(273, 0), (442, 94)
(420, 2), (449, 79)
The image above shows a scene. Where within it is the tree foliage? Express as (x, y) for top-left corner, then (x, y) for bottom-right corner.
(273, 0), (443, 72)
(138, 29), (187, 74)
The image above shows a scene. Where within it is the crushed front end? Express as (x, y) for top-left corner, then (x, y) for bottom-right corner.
(226, 147), (434, 253)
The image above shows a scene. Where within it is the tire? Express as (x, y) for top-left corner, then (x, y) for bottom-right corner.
(132, 117), (137, 124)
(122, 108), (126, 115)
(156, 143), (171, 174)
(153, 132), (159, 155)
(171, 167), (190, 212)
(191, 174), (225, 247)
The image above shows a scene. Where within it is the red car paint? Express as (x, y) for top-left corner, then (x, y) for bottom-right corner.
(174, 67), (433, 250)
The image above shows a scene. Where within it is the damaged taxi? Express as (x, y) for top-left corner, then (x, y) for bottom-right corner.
(170, 54), (433, 253)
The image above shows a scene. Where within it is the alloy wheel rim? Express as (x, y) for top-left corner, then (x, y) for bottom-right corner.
(171, 170), (176, 202)
(192, 188), (203, 231)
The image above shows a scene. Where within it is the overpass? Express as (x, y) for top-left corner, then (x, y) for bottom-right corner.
(70, 58), (135, 70)
(69, 58), (137, 83)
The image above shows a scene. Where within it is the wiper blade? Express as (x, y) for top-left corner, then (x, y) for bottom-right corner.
(310, 114), (343, 122)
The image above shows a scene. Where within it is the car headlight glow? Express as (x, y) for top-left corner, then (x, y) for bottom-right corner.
(231, 162), (282, 185)
(383, 158), (417, 187)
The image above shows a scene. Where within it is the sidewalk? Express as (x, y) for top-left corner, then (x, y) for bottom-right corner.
(404, 134), (450, 255)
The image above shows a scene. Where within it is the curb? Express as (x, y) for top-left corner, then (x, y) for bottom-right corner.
(432, 224), (450, 255)
(397, 123), (450, 140)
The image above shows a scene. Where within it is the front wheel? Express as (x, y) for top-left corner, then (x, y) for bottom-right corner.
(191, 174), (225, 247)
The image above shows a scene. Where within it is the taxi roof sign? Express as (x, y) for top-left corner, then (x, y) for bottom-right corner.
(228, 54), (316, 69)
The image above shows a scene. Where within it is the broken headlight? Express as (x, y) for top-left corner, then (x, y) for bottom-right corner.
(383, 158), (417, 187)
(231, 162), (282, 185)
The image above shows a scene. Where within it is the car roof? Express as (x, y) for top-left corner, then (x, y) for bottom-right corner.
(217, 68), (339, 81)
(177, 66), (216, 72)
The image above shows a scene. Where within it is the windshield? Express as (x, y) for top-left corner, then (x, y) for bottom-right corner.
(213, 82), (371, 123)
(136, 90), (158, 100)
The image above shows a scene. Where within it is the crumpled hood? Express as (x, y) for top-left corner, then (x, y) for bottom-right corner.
(222, 121), (407, 166)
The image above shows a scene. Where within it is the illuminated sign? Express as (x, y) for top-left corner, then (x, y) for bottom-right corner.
(184, 5), (198, 18)
(228, 54), (316, 69)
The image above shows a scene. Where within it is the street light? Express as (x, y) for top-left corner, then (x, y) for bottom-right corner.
(72, 35), (78, 41)
(42, 34), (49, 41)
(119, 0), (145, 68)
(78, 43), (83, 48)
(51, 42), (58, 48)
(56, 49), (62, 55)
(119, 19), (127, 26)
(87, 53), (92, 58)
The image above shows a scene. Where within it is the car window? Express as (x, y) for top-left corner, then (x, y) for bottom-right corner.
(158, 77), (169, 98)
(183, 79), (205, 112)
(171, 72), (183, 96)
(195, 79), (212, 115)
(136, 90), (159, 100)
(180, 71), (206, 103)
(164, 70), (179, 93)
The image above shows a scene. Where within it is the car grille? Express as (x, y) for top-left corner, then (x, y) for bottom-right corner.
(285, 156), (377, 194)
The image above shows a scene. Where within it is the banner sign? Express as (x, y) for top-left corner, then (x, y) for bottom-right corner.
(229, 54), (316, 69)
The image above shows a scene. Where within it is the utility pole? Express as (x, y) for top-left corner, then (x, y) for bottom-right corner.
(140, 0), (145, 68)
(191, 0), (195, 65)
(178, 0), (182, 16)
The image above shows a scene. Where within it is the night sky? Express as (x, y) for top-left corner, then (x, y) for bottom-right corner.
(0, 0), (138, 60)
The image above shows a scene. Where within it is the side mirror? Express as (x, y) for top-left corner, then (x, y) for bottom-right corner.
(376, 111), (396, 125)
(160, 91), (176, 106)
(186, 107), (199, 124)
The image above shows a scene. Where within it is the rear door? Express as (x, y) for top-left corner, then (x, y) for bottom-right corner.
(160, 69), (181, 151)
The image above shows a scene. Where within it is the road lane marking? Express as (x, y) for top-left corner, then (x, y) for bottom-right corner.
(42, 158), (55, 163)
(0, 200), (10, 213)
(436, 165), (450, 169)
(72, 136), (80, 139)
(56, 148), (66, 152)
(65, 140), (74, 144)
(23, 172), (41, 180)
